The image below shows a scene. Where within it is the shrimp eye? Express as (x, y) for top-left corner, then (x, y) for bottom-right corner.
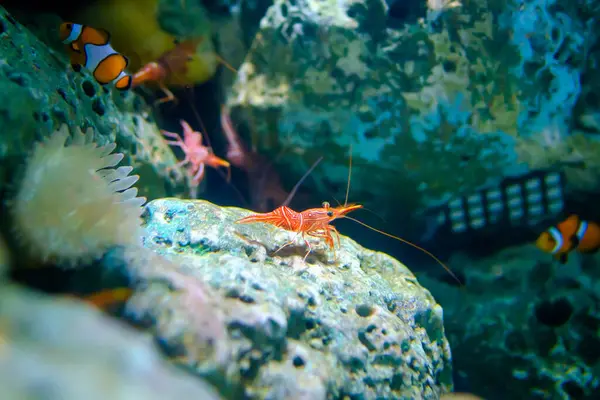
(327, 211), (333, 217)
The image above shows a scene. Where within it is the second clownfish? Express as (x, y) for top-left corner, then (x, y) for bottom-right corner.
(59, 22), (132, 90)
(535, 215), (600, 263)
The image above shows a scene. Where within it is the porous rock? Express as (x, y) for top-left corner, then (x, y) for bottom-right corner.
(125, 198), (453, 399)
(0, 284), (222, 400)
(423, 245), (600, 400)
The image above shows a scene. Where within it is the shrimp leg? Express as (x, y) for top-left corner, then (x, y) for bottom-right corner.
(191, 163), (205, 185)
(273, 232), (301, 254)
(164, 140), (186, 149)
(155, 83), (177, 105)
(161, 131), (182, 140)
(170, 157), (190, 170)
(328, 225), (342, 248)
(302, 232), (313, 262)
(306, 229), (336, 259)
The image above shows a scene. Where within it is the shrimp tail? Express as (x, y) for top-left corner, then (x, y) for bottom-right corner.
(236, 212), (283, 226)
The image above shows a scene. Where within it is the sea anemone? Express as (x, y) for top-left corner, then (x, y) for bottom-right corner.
(10, 124), (146, 266)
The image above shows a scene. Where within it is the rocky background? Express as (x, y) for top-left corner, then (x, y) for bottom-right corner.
(423, 246), (600, 399)
(225, 0), (600, 241)
(0, 2), (451, 400)
(1, 0), (600, 399)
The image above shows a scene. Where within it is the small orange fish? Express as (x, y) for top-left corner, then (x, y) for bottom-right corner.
(536, 215), (600, 263)
(82, 287), (133, 309)
(59, 22), (132, 90)
(61, 288), (133, 314)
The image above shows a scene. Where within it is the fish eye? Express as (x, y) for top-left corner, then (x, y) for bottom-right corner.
(66, 23), (72, 29)
(327, 211), (333, 217)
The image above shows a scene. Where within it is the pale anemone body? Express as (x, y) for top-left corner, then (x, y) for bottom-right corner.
(12, 124), (146, 266)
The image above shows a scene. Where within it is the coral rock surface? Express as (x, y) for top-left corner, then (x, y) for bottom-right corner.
(126, 198), (453, 399)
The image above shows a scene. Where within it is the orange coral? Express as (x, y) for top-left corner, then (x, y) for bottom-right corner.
(10, 124), (146, 266)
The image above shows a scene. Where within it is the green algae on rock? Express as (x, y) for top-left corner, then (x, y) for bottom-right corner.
(125, 198), (453, 399)
(0, 6), (188, 201)
(0, 284), (222, 400)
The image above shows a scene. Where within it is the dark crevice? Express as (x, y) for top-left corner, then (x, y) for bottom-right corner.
(535, 298), (573, 327)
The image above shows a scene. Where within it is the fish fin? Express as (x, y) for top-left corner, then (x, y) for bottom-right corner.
(569, 234), (580, 248)
(95, 27), (111, 43)
(115, 75), (132, 90)
(557, 253), (568, 264)
(566, 214), (580, 223)
(564, 215), (580, 232)
(578, 245), (600, 254)
(69, 42), (82, 53)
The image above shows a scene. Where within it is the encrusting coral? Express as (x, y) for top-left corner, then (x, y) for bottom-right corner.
(10, 124), (146, 266)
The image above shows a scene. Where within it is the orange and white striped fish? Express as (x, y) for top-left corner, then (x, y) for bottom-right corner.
(536, 215), (600, 263)
(59, 22), (132, 90)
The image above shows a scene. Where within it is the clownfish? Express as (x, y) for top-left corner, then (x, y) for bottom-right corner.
(535, 215), (600, 263)
(59, 22), (132, 90)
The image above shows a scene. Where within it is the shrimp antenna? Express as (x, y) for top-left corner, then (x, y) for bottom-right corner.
(186, 90), (214, 150)
(354, 205), (387, 223)
(341, 145), (386, 220)
(186, 90), (225, 182)
(214, 54), (238, 74)
(184, 89), (249, 206)
(282, 156), (323, 207)
(343, 216), (463, 286)
(344, 144), (353, 206)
